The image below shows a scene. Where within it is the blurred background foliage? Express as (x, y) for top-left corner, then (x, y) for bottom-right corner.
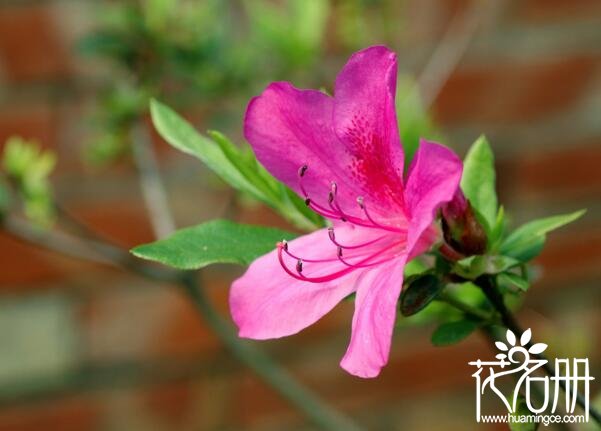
(76, 0), (435, 167)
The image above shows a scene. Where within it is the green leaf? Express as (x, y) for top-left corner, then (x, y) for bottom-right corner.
(460, 135), (497, 233)
(150, 100), (322, 230)
(498, 272), (529, 292)
(489, 205), (506, 250)
(399, 274), (444, 317)
(151, 100), (261, 197)
(404, 258), (428, 278)
(453, 255), (520, 279)
(500, 210), (586, 261)
(431, 319), (478, 346)
(131, 219), (297, 269)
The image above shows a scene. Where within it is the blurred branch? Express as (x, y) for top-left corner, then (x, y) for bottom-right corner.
(416, 0), (491, 110)
(130, 121), (176, 238)
(2, 215), (174, 281)
(182, 273), (363, 431)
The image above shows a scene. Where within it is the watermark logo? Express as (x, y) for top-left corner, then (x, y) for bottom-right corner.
(469, 328), (594, 425)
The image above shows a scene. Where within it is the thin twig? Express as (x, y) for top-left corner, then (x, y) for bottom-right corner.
(130, 121), (176, 238)
(2, 215), (174, 281)
(415, 0), (490, 111)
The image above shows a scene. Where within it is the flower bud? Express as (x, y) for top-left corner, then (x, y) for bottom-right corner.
(441, 190), (487, 257)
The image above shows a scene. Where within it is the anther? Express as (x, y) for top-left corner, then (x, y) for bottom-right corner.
(356, 196), (364, 209)
(304, 198), (311, 206)
(328, 191), (334, 204)
(281, 240), (288, 251)
(328, 227), (335, 241)
(296, 259), (303, 274)
(337, 246), (343, 257)
(298, 165), (308, 177)
(330, 182), (338, 195)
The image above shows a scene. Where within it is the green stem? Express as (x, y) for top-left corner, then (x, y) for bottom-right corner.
(438, 290), (495, 322)
(476, 275), (601, 426)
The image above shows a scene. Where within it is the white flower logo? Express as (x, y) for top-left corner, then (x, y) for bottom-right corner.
(494, 328), (547, 361)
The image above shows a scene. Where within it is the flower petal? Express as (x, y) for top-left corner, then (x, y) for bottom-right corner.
(230, 227), (369, 340)
(244, 82), (361, 212)
(333, 45), (405, 212)
(404, 139), (463, 253)
(339, 258), (406, 378)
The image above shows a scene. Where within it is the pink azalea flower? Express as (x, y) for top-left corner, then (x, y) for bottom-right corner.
(229, 46), (463, 378)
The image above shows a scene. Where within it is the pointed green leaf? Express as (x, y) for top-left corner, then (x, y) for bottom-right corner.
(498, 272), (530, 292)
(453, 255), (520, 279)
(131, 219), (297, 270)
(151, 99), (263, 200)
(500, 210), (586, 261)
(489, 205), (506, 250)
(431, 319), (478, 346)
(150, 99), (322, 230)
(461, 135), (497, 232)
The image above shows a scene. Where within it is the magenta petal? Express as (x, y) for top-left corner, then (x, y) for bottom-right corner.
(404, 139), (463, 253)
(230, 228), (362, 340)
(333, 46), (405, 210)
(244, 82), (360, 211)
(339, 258), (406, 378)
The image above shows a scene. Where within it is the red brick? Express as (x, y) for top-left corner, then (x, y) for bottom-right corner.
(65, 200), (154, 249)
(0, 104), (59, 150)
(0, 5), (70, 82)
(148, 287), (222, 358)
(536, 225), (601, 286)
(498, 140), (601, 200)
(141, 381), (194, 426)
(434, 56), (597, 124)
(0, 396), (101, 431)
(513, 0), (601, 23)
(0, 231), (97, 287)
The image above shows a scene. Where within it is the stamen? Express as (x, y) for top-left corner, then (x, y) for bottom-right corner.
(276, 240), (404, 283)
(338, 253), (399, 269)
(336, 240), (403, 269)
(357, 196), (405, 233)
(327, 227), (386, 249)
(282, 241), (338, 263)
(296, 165), (405, 233)
(298, 165), (348, 220)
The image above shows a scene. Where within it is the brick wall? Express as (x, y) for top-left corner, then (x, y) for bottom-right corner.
(0, 1), (599, 430)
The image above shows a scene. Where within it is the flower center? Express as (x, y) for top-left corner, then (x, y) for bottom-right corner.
(273, 164), (408, 283)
